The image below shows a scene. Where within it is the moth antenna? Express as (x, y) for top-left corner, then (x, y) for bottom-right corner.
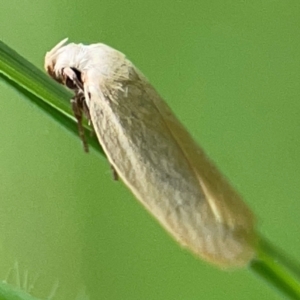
(44, 37), (69, 65)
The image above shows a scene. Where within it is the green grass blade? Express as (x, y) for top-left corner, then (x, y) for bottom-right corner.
(250, 236), (300, 300)
(0, 281), (41, 300)
(1, 40), (300, 300)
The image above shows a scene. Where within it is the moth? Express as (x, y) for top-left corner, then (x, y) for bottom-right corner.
(45, 39), (256, 268)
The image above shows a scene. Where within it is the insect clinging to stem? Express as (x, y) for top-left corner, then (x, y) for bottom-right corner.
(45, 38), (257, 268)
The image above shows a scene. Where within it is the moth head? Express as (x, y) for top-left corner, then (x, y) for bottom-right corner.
(45, 38), (69, 84)
(44, 38), (84, 91)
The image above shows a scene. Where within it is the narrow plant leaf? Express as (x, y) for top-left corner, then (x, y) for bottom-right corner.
(0, 281), (41, 300)
(0, 39), (300, 300)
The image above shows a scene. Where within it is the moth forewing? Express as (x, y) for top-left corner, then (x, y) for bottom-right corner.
(45, 39), (257, 268)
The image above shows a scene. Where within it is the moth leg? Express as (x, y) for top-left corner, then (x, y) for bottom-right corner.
(71, 97), (89, 152)
(110, 164), (119, 181)
(82, 98), (91, 124)
(63, 67), (84, 90)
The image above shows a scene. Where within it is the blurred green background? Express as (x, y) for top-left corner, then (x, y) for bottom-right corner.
(0, 1), (300, 299)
